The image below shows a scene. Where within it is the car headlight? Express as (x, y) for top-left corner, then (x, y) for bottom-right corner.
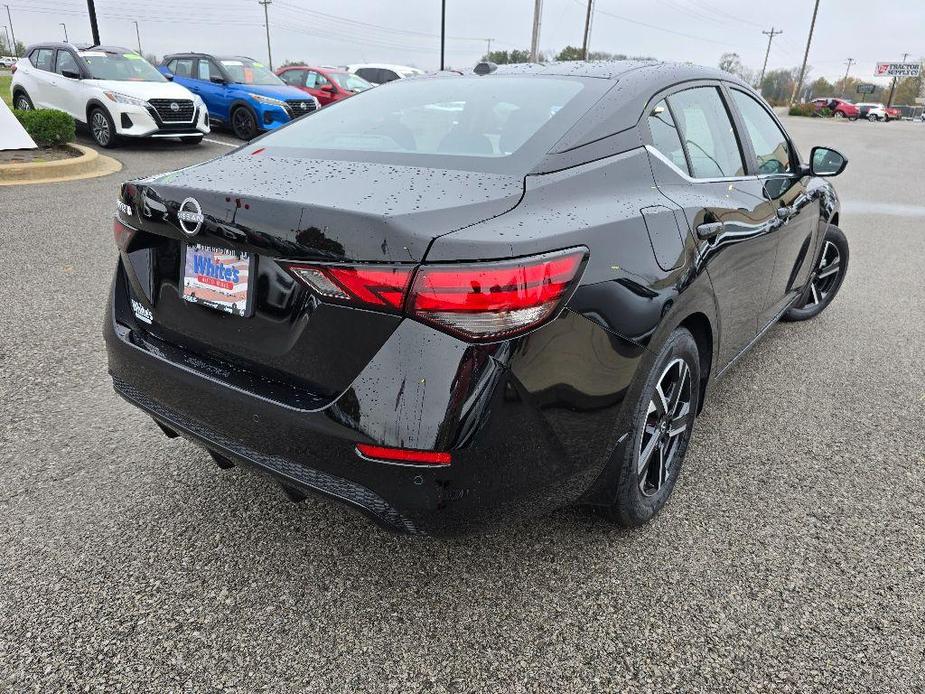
(103, 91), (149, 108)
(248, 93), (287, 108)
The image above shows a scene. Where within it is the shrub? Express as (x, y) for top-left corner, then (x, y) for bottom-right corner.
(788, 103), (816, 117)
(13, 108), (76, 146)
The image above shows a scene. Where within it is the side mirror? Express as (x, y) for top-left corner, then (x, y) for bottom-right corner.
(809, 146), (847, 177)
(320, 83), (335, 92)
(163, 73), (174, 81)
(61, 69), (81, 80)
(210, 76), (226, 85)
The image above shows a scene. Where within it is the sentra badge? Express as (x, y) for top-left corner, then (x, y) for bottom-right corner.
(177, 197), (204, 236)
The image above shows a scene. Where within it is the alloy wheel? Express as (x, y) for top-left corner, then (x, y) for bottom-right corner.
(15, 95), (31, 110)
(638, 357), (693, 497)
(233, 109), (256, 139)
(91, 111), (111, 146)
(803, 240), (842, 308)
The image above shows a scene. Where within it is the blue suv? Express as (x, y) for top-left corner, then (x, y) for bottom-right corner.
(159, 54), (319, 140)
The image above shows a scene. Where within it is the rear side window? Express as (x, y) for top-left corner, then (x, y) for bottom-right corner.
(280, 69), (306, 87)
(31, 48), (55, 71)
(354, 68), (378, 83)
(647, 99), (688, 173)
(730, 89), (793, 175)
(668, 86), (744, 178)
(379, 70), (399, 83)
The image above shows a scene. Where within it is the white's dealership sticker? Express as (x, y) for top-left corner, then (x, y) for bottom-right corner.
(131, 298), (153, 324)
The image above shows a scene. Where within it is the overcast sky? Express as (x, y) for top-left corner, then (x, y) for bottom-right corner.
(7, 0), (923, 84)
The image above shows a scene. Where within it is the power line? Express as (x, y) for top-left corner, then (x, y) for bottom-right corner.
(258, 0), (272, 69)
(790, 0), (821, 106)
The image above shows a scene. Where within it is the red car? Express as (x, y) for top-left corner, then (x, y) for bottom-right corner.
(811, 98), (859, 120)
(275, 65), (373, 106)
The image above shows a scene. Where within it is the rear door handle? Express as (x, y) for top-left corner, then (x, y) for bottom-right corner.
(696, 222), (724, 239)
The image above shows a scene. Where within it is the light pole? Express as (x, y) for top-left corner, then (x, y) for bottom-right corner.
(2, 25), (11, 55)
(60, 22), (68, 42)
(258, 0), (272, 69)
(440, 0), (445, 70)
(4, 5), (17, 56)
(132, 20), (141, 54)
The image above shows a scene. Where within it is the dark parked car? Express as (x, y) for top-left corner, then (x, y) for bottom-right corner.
(105, 62), (849, 535)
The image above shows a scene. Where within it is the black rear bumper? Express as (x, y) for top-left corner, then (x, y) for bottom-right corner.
(104, 263), (644, 534)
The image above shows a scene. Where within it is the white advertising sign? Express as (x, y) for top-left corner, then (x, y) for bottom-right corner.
(875, 62), (921, 77)
(0, 99), (37, 150)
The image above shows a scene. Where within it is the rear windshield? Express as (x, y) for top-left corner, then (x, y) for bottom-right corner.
(81, 51), (166, 81)
(255, 75), (598, 172)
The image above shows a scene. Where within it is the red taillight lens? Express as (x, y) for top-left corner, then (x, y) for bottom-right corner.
(284, 248), (586, 341)
(113, 217), (136, 252)
(286, 264), (413, 310)
(407, 248), (586, 341)
(355, 444), (451, 466)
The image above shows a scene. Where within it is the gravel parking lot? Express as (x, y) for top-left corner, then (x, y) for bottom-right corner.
(1, 117), (924, 692)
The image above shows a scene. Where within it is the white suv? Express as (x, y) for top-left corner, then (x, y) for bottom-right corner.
(345, 63), (424, 85)
(11, 43), (210, 147)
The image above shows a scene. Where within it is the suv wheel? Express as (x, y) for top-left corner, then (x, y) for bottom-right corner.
(13, 91), (33, 110)
(89, 107), (118, 148)
(834, 110), (845, 119)
(231, 107), (258, 140)
(868, 113), (879, 122)
(782, 225), (849, 322)
(601, 328), (700, 527)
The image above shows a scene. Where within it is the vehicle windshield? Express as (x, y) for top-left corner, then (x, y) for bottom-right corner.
(80, 51), (166, 81)
(258, 76), (588, 168)
(219, 58), (284, 86)
(328, 71), (372, 92)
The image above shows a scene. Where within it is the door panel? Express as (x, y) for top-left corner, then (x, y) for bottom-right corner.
(195, 59), (229, 123)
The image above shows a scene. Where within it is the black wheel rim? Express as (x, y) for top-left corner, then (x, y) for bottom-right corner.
(638, 358), (693, 497)
(803, 241), (841, 308)
(233, 110), (254, 138)
(91, 111), (111, 145)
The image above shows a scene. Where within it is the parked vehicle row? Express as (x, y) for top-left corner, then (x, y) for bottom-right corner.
(8, 42), (422, 146)
(0, 56), (16, 68)
(809, 97), (901, 122)
(856, 101), (901, 122)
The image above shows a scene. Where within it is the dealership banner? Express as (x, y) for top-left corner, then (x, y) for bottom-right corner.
(875, 62), (922, 77)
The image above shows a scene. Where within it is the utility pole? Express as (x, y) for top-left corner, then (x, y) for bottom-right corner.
(790, 0), (820, 107)
(439, 0), (445, 70)
(887, 52), (910, 107)
(60, 23), (68, 42)
(132, 20), (141, 54)
(484, 38), (493, 59)
(86, 0), (100, 46)
(581, 0), (594, 60)
(758, 27), (782, 89)
(4, 5), (17, 56)
(841, 57), (854, 97)
(2, 25), (11, 54)
(529, 0), (543, 63)
(258, 0), (273, 69)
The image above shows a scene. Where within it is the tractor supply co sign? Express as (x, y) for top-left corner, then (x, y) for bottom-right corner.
(875, 62), (921, 77)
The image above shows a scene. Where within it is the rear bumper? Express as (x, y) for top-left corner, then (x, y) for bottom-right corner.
(104, 263), (645, 534)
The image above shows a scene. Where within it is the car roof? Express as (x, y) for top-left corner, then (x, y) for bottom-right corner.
(25, 43), (133, 54)
(347, 63), (422, 72)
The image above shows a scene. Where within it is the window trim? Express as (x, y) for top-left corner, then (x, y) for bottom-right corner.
(31, 47), (56, 72)
(54, 48), (84, 78)
(642, 79), (755, 183)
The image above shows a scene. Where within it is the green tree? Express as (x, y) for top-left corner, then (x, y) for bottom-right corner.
(481, 49), (536, 65)
(0, 37), (26, 57)
(718, 52), (755, 84)
(891, 72), (923, 105)
(556, 45), (584, 61)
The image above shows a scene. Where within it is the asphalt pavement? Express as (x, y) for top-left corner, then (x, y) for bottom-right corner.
(1, 118), (923, 692)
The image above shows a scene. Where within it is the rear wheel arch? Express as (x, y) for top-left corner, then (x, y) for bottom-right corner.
(677, 312), (713, 414)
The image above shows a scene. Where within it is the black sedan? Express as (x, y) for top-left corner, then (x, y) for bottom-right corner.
(105, 61), (849, 534)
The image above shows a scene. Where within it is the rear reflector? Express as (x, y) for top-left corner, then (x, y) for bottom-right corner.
(113, 217), (136, 252)
(408, 248), (586, 341)
(355, 444), (451, 466)
(286, 264), (413, 310)
(284, 247), (587, 342)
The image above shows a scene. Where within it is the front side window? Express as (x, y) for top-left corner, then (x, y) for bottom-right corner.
(667, 86), (744, 179)
(31, 48), (55, 71)
(219, 58), (283, 86)
(55, 50), (80, 76)
(730, 89), (792, 175)
(647, 99), (688, 173)
(80, 51), (166, 81)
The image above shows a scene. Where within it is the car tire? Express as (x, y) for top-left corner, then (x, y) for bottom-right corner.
(231, 106), (258, 140)
(782, 225), (849, 322)
(89, 106), (118, 148)
(834, 110), (845, 119)
(180, 136), (204, 145)
(868, 113), (878, 122)
(600, 328), (700, 527)
(13, 90), (33, 111)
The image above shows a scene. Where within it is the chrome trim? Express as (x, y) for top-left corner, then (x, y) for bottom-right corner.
(645, 145), (755, 184)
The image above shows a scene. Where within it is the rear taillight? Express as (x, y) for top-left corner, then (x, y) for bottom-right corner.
(409, 248), (586, 341)
(113, 217), (136, 252)
(283, 247), (586, 342)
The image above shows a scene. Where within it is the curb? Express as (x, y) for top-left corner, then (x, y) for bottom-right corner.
(0, 144), (122, 185)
